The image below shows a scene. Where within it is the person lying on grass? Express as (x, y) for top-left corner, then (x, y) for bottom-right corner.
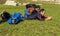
(24, 4), (36, 16)
(24, 4), (38, 20)
(23, 4), (52, 21)
(34, 5), (52, 21)
(36, 9), (52, 21)
(35, 5), (41, 12)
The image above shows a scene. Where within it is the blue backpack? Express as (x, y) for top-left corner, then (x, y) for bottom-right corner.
(8, 12), (22, 24)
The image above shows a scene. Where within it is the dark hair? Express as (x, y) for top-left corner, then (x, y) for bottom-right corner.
(35, 5), (40, 9)
(26, 4), (36, 9)
(40, 9), (45, 12)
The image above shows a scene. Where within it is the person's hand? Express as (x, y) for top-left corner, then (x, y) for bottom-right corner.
(45, 16), (52, 21)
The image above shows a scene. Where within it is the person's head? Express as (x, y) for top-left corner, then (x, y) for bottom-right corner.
(26, 4), (36, 13)
(40, 9), (45, 16)
(35, 5), (40, 11)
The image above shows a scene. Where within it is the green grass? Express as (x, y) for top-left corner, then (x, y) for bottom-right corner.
(0, 4), (60, 36)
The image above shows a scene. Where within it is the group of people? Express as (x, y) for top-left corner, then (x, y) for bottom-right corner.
(23, 4), (52, 21)
(0, 4), (52, 24)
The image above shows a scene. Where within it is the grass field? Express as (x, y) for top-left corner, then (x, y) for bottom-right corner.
(0, 4), (60, 36)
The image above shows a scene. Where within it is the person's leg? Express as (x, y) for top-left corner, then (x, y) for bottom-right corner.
(45, 16), (52, 21)
(12, 19), (16, 24)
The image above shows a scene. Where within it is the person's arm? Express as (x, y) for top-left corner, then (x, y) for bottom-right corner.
(36, 14), (44, 21)
(24, 9), (30, 15)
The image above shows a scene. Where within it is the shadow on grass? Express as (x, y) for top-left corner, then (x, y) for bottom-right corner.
(8, 20), (24, 25)
(0, 20), (7, 24)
